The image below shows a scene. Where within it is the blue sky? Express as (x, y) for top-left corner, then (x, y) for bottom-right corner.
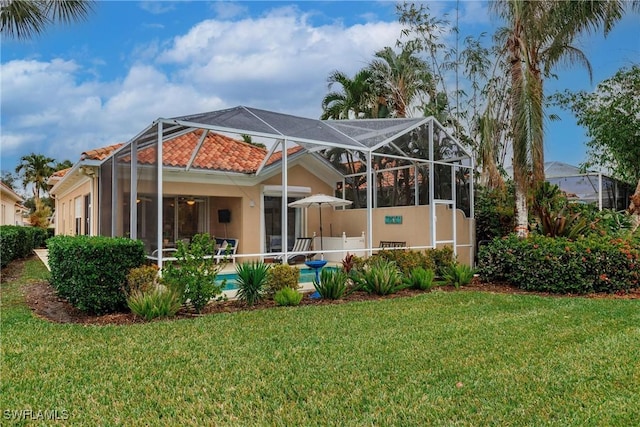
(1, 1), (638, 183)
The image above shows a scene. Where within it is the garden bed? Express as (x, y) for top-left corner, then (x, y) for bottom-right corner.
(11, 255), (639, 326)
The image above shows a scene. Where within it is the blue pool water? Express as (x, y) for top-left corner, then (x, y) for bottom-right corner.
(217, 267), (337, 291)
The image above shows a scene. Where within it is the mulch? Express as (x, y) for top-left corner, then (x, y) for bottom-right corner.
(4, 256), (639, 326)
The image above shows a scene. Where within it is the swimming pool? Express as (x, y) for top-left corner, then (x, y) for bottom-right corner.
(216, 266), (337, 290)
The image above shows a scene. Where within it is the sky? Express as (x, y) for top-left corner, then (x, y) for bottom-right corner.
(1, 0), (638, 186)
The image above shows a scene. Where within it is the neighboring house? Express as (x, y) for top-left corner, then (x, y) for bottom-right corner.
(0, 182), (27, 226)
(48, 143), (122, 236)
(50, 106), (476, 266)
(544, 162), (633, 211)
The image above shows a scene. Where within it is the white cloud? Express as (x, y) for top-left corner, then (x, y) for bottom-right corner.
(139, 1), (176, 15)
(1, 6), (403, 167)
(211, 1), (248, 20)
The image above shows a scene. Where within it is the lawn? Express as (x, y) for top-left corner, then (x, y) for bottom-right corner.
(2, 259), (639, 426)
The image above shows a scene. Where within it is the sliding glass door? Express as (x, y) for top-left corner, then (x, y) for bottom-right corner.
(162, 196), (208, 246)
(264, 196), (302, 253)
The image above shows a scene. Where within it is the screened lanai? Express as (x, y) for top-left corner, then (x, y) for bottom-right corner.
(98, 106), (475, 268)
(545, 162), (633, 211)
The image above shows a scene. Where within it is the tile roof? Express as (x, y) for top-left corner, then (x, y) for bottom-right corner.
(136, 130), (303, 173)
(81, 143), (123, 161)
(50, 167), (71, 178)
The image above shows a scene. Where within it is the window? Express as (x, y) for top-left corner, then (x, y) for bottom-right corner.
(75, 197), (82, 235)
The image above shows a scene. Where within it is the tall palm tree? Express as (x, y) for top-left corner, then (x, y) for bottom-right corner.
(1, 0), (93, 40)
(491, 0), (628, 237)
(15, 153), (55, 207)
(321, 69), (377, 120)
(368, 42), (434, 118)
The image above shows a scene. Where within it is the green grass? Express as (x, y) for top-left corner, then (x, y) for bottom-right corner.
(2, 259), (640, 426)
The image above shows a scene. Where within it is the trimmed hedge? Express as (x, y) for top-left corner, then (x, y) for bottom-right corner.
(0, 225), (48, 268)
(478, 234), (640, 294)
(47, 236), (146, 314)
(370, 246), (454, 276)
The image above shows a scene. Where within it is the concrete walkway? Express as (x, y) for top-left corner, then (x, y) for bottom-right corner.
(34, 249), (50, 271)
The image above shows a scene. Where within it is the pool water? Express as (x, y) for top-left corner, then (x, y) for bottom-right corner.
(216, 267), (337, 291)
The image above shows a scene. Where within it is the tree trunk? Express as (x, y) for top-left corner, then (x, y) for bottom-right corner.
(514, 184), (529, 237)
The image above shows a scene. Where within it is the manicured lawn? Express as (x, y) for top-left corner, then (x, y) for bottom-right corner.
(2, 259), (639, 426)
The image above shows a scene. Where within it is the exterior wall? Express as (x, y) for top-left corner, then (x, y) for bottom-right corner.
(332, 204), (475, 266)
(162, 165), (334, 259)
(0, 190), (23, 226)
(54, 180), (93, 236)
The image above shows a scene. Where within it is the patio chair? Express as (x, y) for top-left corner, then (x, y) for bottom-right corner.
(214, 238), (239, 264)
(272, 237), (313, 264)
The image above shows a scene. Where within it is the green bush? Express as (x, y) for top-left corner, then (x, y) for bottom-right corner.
(424, 246), (455, 276)
(127, 287), (182, 321)
(443, 263), (474, 289)
(266, 263), (300, 295)
(313, 268), (349, 300)
(126, 265), (159, 294)
(235, 261), (270, 306)
(403, 267), (436, 291)
(0, 225), (47, 267)
(475, 183), (515, 243)
(477, 234), (640, 294)
(273, 287), (303, 306)
(47, 236), (146, 314)
(161, 234), (224, 313)
(367, 247), (453, 277)
(358, 259), (406, 296)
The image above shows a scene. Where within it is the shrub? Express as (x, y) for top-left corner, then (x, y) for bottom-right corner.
(47, 236), (146, 314)
(235, 261), (270, 306)
(359, 259), (406, 296)
(424, 246), (455, 275)
(475, 183), (515, 243)
(477, 234), (640, 294)
(341, 253), (357, 274)
(266, 263), (300, 295)
(273, 287), (303, 306)
(403, 267), (436, 291)
(127, 287), (182, 321)
(0, 225), (47, 267)
(443, 263), (474, 289)
(373, 249), (424, 276)
(161, 234), (224, 313)
(367, 247), (453, 277)
(126, 265), (159, 294)
(531, 182), (589, 238)
(313, 268), (348, 300)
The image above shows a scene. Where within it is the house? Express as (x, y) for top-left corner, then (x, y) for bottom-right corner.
(50, 106), (476, 266)
(0, 182), (27, 226)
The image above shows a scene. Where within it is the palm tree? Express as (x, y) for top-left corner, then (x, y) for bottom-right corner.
(1, 0), (93, 40)
(321, 69), (377, 120)
(368, 42), (434, 118)
(15, 153), (55, 207)
(491, 0), (629, 237)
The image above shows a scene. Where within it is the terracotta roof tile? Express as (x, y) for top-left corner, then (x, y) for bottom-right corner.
(136, 130), (303, 173)
(51, 167), (71, 178)
(76, 132), (305, 174)
(82, 143), (123, 161)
